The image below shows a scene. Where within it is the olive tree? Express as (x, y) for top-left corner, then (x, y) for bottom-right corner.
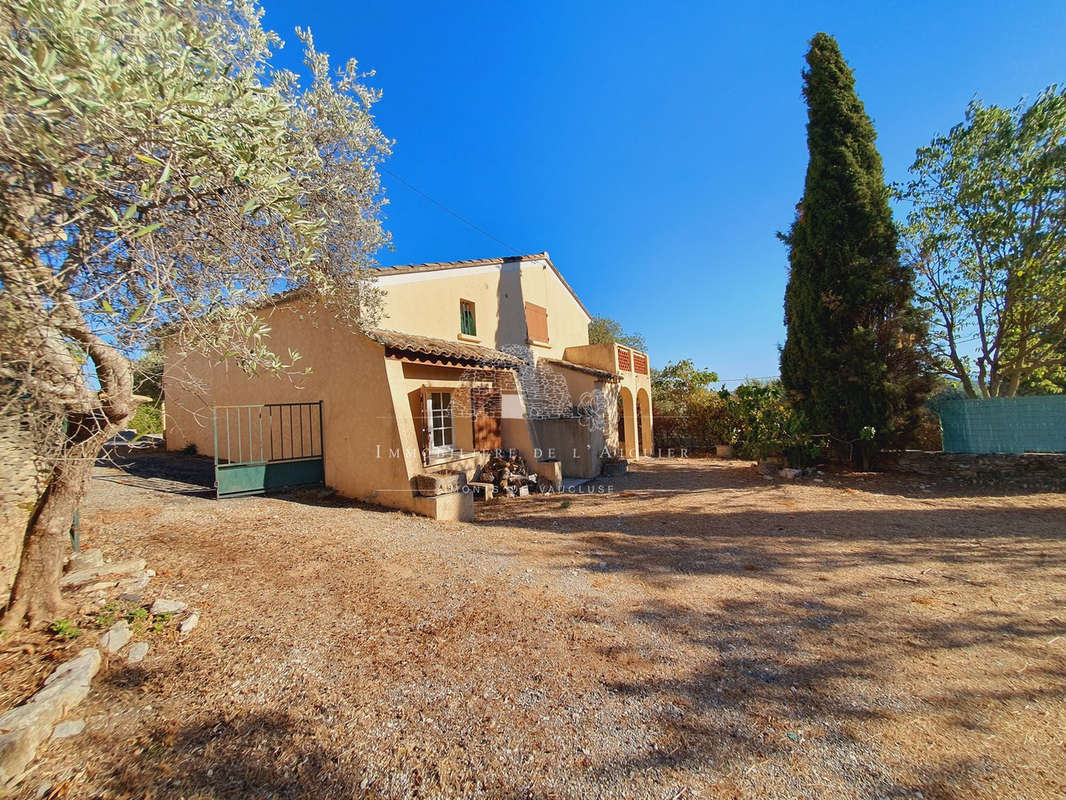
(899, 87), (1066, 397)
(0, 0), (389, 630)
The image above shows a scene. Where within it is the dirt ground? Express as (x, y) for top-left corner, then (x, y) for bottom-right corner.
(2, 453), (1065, 799)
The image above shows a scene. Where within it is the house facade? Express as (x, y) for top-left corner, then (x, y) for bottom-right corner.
(162, 252), (653, 520)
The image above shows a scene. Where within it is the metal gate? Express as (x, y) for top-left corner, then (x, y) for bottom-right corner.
(213, 402), (324, 498)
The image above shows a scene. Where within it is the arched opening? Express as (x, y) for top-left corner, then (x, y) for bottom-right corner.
(637, 388), (653, 457)
(618, 386), (637, 459)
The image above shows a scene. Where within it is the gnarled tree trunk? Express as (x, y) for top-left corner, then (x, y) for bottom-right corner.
(0, 292), (136, 631)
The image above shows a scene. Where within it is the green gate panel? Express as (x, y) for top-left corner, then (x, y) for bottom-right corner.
(938, 396), (1066, 454)
(216, 458), (325, 498)
(214, 402), (325, 498)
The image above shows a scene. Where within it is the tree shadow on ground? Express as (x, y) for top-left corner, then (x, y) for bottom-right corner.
(583, 457), (1066, 500)
(98, 710), (374, 799)
(478, 461), (1066, 796)
(481, 501), (1066, 586)
(94, 450), (216, 496)
(93, 450), (401, 513)
(76, 454), (1066, 799)
(95, 705), (569, 800)
(584, 585), (1065, 798)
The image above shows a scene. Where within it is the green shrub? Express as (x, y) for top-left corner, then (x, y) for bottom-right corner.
(728, 381), (825, 464)
(652, 367), (826, 465)
(50, 619), (82, 639)
(130, 402), (163, 435)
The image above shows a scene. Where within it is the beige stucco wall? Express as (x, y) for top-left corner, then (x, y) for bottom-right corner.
(163, 298), (415, 509)
(387, 361), (547, 484)
(564, 343), (653, 458)
(532, 362), (612, 477)
(562, 343), (618, 374)
(377, 256), (590, 360)
(163, 298), (550, 519)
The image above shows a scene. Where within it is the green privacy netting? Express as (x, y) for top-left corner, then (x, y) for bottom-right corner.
(937, 396), (1066, 454)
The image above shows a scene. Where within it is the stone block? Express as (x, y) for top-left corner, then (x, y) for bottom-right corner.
(99, 621), (131, 654)
(60, 559), (147, 588)
(150, 598), (187, 615)
(66, 549), (103, 573)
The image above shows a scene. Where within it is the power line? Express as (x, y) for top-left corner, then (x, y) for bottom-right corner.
(716, 376), (779, 384)
(381, 167), (523, 255)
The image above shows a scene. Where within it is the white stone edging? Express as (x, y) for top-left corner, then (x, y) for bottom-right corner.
(0, 648), (101, 789)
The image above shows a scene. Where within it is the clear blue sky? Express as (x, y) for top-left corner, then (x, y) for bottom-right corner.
(263, 0), (1065, 384)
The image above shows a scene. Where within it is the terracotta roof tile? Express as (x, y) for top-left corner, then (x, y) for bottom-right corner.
(539, 357), (620, 381)
(366, 328), (525, 369)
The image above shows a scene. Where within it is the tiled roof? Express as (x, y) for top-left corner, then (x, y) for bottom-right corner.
(539, 357), (620, 381)
(375, 254), (543, 275)
(365, 328), (526, 369)
(236, 252), (591, 320)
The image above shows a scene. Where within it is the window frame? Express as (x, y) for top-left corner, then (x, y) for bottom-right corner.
(425, 390), (455, 458)
(459, 299), (477, 337)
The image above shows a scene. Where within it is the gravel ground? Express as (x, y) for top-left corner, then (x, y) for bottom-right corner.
(3, 453), (1065, 799)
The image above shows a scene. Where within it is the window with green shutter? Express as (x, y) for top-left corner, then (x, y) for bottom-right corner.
(460, 299), (476, 336)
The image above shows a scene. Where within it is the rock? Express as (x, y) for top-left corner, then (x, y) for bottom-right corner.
(150, 598), (187, 615)
(82, 581), (119, 593)
(127, 642), (149, 664)
(117, 592), (143, 605)
(99, 621), (131, 654)
(116, 573), (151, 594)
(50, 720), (85, 740)
(178, 613), (200, 635)
(779, 468), (803, 480)
(60, 558), (147, 588)
(66, 549), (103, 573)
(0, 649), (100, 787)
(42, 649), (101, 692)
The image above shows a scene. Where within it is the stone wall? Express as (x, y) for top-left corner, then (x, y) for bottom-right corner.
(894, 450), (1066, 490)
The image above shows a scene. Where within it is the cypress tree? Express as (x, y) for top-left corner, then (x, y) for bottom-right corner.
(780, 33), (931, 463)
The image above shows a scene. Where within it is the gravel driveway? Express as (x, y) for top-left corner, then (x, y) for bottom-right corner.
(5, 453), (1065, 799)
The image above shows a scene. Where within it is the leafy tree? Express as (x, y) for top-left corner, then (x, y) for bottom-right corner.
(650, 366), (824, 464)
(588, 316), (647, 352)
(129, 344), (165, 434)
(0, 0), (389, 629)
(727, 381), (821, 464)
(650, 360), (720, 450)
(1016, 348), (1065, 395)
(780, 33), (932, 462)
(899, 86), (1066, 397)
(651, 360), (719, 397)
